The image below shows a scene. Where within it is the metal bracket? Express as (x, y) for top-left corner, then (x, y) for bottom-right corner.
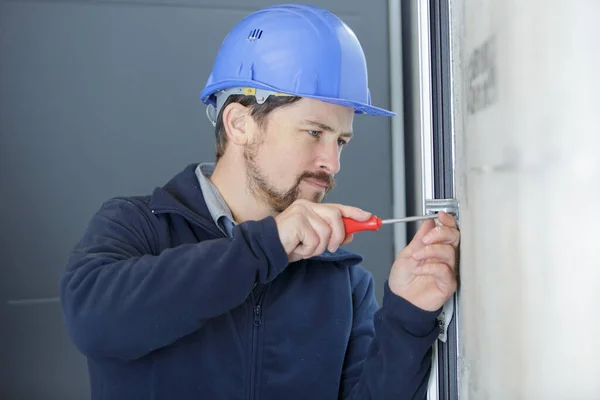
(424, 198), (460, 343)
(424, 198), (459, 223)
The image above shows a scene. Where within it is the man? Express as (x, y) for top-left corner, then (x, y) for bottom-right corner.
(60, 4), (459, 400)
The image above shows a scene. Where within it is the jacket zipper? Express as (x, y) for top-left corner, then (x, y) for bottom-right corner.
(249, 285), (266, 400)
(153, 204), (280, 398)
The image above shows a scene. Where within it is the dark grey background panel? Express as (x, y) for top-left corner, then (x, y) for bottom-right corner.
(0, 1), (394, 398)
(0, 301), (89, 400)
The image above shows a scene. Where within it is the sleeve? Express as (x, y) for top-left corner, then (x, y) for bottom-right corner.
(59, 198), (288, 361)
(339, 270), (441, 400)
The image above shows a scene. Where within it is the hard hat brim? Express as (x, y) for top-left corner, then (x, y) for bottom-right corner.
(307, 95), (397, 117)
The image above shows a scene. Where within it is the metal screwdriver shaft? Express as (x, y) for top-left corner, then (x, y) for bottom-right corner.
(380, 215), (438, 224)
(342, 214), (439, 235)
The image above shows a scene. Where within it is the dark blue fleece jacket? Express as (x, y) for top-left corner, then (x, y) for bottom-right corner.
(60, 164), (441, 400)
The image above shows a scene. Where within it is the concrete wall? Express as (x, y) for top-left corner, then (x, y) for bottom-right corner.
(452, 0), (600, 398)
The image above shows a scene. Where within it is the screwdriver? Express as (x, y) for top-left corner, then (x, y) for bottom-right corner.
(342, 214), (439, 235)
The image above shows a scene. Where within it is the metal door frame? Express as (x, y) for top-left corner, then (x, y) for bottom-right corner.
(389, 0), (459, 399)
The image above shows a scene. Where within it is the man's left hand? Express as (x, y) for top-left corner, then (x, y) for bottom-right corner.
(388, 212), (460, 312)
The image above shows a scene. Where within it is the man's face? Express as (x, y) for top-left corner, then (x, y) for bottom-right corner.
(244, 98), (354, 213)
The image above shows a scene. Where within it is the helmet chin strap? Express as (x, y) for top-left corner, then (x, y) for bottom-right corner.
(206, 87), (293, 127)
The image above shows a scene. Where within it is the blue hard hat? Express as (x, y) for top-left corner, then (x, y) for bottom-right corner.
(200, 4), (395, 122)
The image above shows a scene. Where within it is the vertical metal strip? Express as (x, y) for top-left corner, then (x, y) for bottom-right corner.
(415, 1), (439, 399)
(388, 0), (407, 254)
(431, 0), (459, 398)
(418, 0), (435, 207)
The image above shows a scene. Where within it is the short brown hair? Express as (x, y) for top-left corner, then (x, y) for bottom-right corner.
(214, 94), (302, 160)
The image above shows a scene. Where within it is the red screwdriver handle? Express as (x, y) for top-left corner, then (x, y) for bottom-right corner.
(342, 215), (383, 235)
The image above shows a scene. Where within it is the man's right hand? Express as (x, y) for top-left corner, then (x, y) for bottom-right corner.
(274, 199), (372, 262)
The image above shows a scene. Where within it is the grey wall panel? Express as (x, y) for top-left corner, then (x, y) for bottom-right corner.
(0, 1), (394, 398)
(0, 302), (89, 399)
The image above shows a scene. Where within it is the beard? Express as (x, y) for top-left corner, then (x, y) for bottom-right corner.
(244, 141), (335, 213)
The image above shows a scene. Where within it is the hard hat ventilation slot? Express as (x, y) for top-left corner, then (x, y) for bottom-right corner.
(248, 29), (263, 41)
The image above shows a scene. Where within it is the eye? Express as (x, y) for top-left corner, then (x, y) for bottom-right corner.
(337, 138), (348, 146)
(307, 130), (321, 138)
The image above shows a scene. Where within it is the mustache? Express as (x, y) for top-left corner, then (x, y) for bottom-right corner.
(298, 171), (335, 190)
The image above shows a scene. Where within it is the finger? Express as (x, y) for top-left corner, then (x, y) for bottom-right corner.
(406, 219), (437, 251)
(311, 208), (346, 253)
(341, 233), (354, 245)
(304, 209), (333, 256)
(422, 225), (460, 247)
(436, 211), (457, 228)
(292, 217), (321, 258)
(414, 262), (451, 278)
(312, 204), (354, 253)
(412, 244), (456, 267)
(311, 206), (345, 252)
(414, 262), (457, 289)
(289, 255), (302, 263)
(328, 204), (371, 221)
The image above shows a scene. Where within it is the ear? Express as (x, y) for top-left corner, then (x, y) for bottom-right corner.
(222, 102), (250, 146)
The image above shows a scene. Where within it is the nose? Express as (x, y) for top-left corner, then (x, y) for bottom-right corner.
(317, 141), (341, 175)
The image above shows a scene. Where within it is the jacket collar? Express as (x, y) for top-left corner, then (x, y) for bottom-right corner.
(148, 164), (222, 236)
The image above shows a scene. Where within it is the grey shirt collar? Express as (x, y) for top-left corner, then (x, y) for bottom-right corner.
(195, 163), (236, 237)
